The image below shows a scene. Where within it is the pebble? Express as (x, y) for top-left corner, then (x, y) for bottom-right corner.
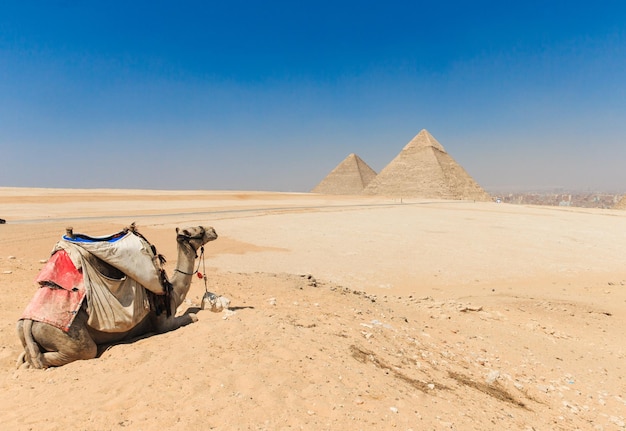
(268, 298), (277, 306)
(389, 407), (398, 413)
(2, 271), (12, 274)
(486, 370), (500, 384)
(8, 256), (16, 259)
(221, 309), (236, 320)
(537, 384), (552, 393)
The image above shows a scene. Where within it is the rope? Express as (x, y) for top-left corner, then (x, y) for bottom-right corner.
(201, 246), (208, 294)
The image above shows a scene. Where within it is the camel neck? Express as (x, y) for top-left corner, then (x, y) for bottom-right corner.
(169, 241), (198, 308)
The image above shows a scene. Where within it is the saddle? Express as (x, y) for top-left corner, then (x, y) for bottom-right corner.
(21, 224), (172, 333)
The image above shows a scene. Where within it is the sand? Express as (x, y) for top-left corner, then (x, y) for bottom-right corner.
(1, 187), (625, 430)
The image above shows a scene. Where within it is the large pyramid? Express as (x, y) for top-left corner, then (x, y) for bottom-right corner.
(362, 129), (491, 201)
(312, 153), (377, 194)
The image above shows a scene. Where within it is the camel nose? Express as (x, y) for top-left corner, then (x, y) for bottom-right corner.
(204, 226), (218, 241)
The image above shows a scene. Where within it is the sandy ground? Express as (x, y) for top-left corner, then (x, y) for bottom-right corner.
(1, 187), (625, 430)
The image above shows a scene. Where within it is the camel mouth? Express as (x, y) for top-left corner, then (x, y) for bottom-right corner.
(202, 226), (218, 242)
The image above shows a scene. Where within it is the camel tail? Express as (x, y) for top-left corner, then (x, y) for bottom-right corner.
(16, 319), (44, 369)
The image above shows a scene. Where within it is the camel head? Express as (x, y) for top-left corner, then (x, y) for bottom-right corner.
(175, 226), (218, 251)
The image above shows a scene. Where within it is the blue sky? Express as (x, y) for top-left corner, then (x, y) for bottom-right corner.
(1, 1), (625, 192)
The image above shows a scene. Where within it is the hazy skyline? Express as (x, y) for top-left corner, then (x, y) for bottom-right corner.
(2, 1), (626, 193)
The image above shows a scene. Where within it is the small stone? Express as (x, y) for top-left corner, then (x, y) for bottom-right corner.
(2, 271), (12, 274)
(268, 298), (277, 306)
(427, 383), (435, 390)
(459, 305), (483, 312)
(39, 259), (48, 264)
(354, 397), (364, 405)
(390, 407), (398, 413)
(222, 309), (236, 320)
(486, 370), (500, 384)
(8, 256), (16, 260)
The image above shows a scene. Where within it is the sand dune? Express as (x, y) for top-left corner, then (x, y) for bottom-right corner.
(1, 188), (625, 430)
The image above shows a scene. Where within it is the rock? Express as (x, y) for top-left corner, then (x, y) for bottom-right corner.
(222, 309), (236, 320)
(486, 370), (500, 384)
(300, 274), (317, 287)
(459, 304), (483, 312)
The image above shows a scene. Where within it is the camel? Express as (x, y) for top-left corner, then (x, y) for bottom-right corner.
(16, 225), (218, 369)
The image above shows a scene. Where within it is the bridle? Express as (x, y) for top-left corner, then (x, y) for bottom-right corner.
(173, 229), (206, 276)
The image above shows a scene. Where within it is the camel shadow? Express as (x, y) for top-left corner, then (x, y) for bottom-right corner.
(96, 305), (255, 357)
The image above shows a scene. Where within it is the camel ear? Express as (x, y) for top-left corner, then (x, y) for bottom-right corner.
(176, 227), (180, 234)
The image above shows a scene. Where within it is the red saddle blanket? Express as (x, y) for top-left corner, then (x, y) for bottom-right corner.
(21, 250), (86, 332)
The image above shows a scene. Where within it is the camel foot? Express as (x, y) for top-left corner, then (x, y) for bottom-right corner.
(16, 352), (35, 369)
(16, 351), (26, 369)
(189, 313), (198, 323)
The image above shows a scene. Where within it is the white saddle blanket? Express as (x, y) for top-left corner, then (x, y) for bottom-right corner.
(53, 230), (166, 333)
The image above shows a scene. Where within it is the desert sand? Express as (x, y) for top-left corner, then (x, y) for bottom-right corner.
(1, 187), (625, 430)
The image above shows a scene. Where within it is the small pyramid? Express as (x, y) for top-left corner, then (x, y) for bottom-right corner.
(312, 153), (377, 194)
(362, 129), (491, 201)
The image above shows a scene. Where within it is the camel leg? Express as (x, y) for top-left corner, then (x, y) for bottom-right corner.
(18, 315), (98, 369)
(16, 319), (44, 369)
(152, 312), (198, 334)
(36, 348), (97, 368)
